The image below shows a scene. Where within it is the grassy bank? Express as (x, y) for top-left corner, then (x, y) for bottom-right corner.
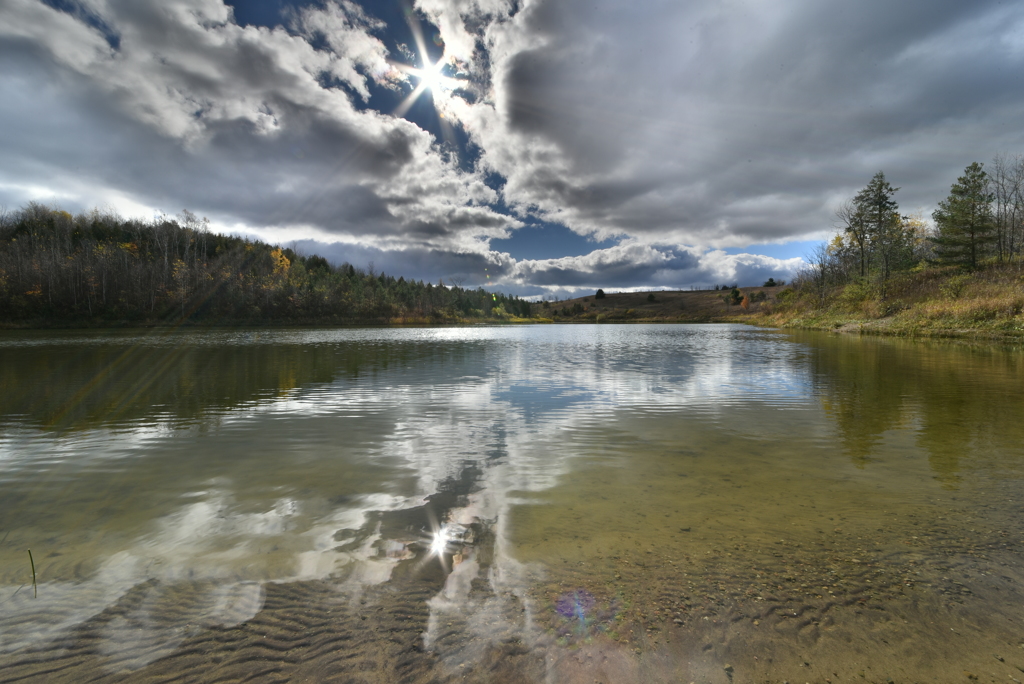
(748, 261), (1024, 340)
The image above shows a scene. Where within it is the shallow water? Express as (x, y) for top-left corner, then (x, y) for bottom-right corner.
(1, 324), (1023, 683)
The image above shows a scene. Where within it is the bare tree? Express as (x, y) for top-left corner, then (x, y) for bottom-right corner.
(835, 200), (869, 277)
(992, 153), (1024, 262)
(806, 242), (834, 307)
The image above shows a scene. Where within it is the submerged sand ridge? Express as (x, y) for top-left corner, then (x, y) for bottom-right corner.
(2, 492), (1021, 684)
(525, 511), (1024, 683)
(501, 417), (1024, 683)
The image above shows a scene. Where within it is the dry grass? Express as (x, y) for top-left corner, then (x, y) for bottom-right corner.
(755, 261), (1024, 338)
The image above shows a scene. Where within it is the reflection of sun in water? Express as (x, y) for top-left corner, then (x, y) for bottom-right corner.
(412, 521), (472, 575)
(430, 526), (450, 556)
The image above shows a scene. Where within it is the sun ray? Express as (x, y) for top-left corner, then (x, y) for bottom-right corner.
(393, 79), (430, 118)
(403, 2), (432, 80)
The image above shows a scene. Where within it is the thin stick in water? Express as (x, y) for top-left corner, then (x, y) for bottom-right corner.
(28, 549), (37, 599)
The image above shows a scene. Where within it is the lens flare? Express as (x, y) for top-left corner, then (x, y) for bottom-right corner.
(551, 589), (624, 642)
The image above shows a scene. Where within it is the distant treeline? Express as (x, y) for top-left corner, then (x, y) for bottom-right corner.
(0, 203), (531, 325)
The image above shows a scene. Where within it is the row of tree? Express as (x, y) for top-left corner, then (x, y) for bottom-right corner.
(0, 203), (532, 324)
(802, 156), (1024, 299)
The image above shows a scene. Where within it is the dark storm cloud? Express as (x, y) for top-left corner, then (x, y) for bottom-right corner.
(288, 238), (514, 286)
(461, 0), (1024, 244)
(0, 62), (414, 240)
(515, 245), (698, 288)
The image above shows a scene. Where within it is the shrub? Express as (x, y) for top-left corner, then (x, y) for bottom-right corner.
(878, 299), (907, 317)
(646, 293), (656, 302)
(595, 289), (606, 299)
(940, 273), (973, 300)
(836, 279), (875, 310)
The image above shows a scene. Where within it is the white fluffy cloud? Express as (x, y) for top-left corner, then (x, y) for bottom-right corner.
(2, 0), (1023, 292)
(286, 237), (803, 297)
(0, 0), (516, 252)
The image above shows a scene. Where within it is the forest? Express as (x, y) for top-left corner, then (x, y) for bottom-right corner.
(0, 203), (532, 326)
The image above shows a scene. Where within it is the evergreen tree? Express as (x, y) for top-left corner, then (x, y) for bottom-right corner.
(932, 162), (996, 269)
(852, 171), (909, 282)
(854, 172), (899, 244)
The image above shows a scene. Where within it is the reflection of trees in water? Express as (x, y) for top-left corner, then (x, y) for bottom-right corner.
(817, 339), (905, 468)
(808, 333), (1024, 485)
(0, 336), (486, 431)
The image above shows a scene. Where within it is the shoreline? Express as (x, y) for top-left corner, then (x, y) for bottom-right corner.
(742, 314), (1024, 343)
(4, 316), (1024, 345)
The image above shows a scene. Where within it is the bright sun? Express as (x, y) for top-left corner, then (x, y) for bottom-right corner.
(393, 57), (456, 118)
(415, 61), (444, 91)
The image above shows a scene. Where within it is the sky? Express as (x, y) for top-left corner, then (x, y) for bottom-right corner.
(2, 0), (1024, 298)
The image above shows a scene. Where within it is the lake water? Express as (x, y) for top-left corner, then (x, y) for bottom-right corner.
(1, 324), (1023, 683)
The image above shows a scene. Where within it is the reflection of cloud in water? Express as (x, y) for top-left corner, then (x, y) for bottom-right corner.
(405, 327), (815, 668)
(422, 471), (543, 666)
(0, 487), (417, 665)
(0, 324), (822, 668)
(495, 383), (599, 422)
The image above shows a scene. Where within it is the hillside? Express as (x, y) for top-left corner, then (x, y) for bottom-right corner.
(538, 286), (781, 322)
(749, 262), (1024, 340)
(0, 204), (533, 327)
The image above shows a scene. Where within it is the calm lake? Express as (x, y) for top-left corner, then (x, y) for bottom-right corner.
(1, 324), (1023, 683)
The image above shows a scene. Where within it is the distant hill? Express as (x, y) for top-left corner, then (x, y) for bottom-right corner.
(537, 287), (783, 322)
